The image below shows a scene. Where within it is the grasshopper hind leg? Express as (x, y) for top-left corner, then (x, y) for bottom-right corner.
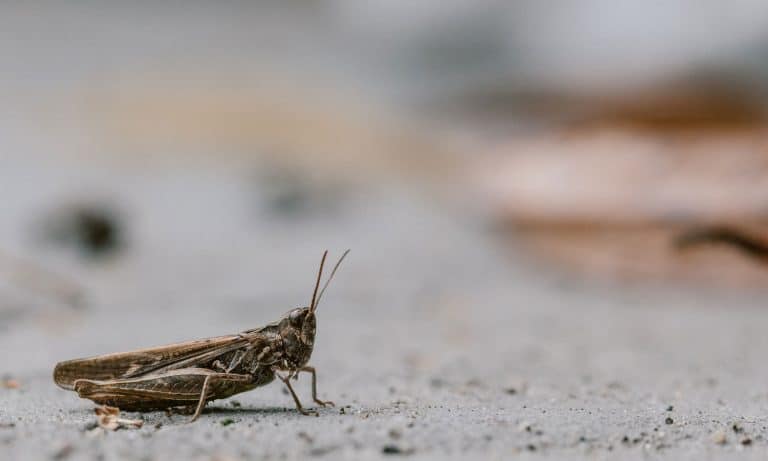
(189, 375), (212, 422)
(72, 369), (255, 416)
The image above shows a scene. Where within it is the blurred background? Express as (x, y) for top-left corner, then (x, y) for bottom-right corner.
(4, 0), (768, 396)
(8, 3), (768, 458)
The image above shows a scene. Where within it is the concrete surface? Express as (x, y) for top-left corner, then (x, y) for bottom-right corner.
(2, 157), (768, 461)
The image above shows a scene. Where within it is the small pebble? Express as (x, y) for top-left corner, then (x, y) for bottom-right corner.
(712, 429), (727, 445)
(429, 378), (445, 388)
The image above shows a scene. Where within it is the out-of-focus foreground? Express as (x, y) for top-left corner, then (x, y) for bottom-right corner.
(3, 3), (768, 460)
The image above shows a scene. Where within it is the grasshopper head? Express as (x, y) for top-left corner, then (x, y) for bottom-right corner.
(279, 306), (317, 368)
(279, 250), (348, 370)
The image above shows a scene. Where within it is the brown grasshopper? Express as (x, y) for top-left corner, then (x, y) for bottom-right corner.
(54, 250), (349, 422)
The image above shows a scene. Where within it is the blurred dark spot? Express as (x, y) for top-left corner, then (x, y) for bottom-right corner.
(254, 166), (346, 221)
(81, 421), (98, 432)
(52, 444), (74, 460)
(381, 445), (413, 455)
(220, 418), (235, 426)
(0, 307), (25, 332)
(74, 210), (119, 254)
(665, 417), (674, 425)
(41, 204), (124, 259)
(448, 74), (767, 132)
(675, 226), (768, 264)
(308, 445), (339, 457)
(429, 377), (445, 388)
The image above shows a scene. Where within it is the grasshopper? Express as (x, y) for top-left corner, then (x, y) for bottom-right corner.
(54, 250), (349, 422)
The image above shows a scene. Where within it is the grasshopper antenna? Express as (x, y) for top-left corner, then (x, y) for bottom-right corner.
(310, 250), (328, 312)
(314, 249), (350, 312)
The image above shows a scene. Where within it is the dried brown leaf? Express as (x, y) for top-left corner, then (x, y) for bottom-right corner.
(94, 405), (143, 430)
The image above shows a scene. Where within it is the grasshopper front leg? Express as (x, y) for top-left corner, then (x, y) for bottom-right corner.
(276, 371), (318, 416)
(298, 366), (334, 407)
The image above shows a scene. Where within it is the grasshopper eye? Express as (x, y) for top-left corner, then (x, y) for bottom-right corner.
(289, 308), (304, 324)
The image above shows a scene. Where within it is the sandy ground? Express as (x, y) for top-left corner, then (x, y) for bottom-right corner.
(2, 156), (768, 461)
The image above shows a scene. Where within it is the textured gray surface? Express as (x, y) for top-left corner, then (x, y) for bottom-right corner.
(2, 158), (768, 461)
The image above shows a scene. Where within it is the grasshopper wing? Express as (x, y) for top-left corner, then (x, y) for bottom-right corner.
(53, 334), (255, 390)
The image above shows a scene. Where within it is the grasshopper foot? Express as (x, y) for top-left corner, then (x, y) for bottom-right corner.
(314, 399), (335, 407)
